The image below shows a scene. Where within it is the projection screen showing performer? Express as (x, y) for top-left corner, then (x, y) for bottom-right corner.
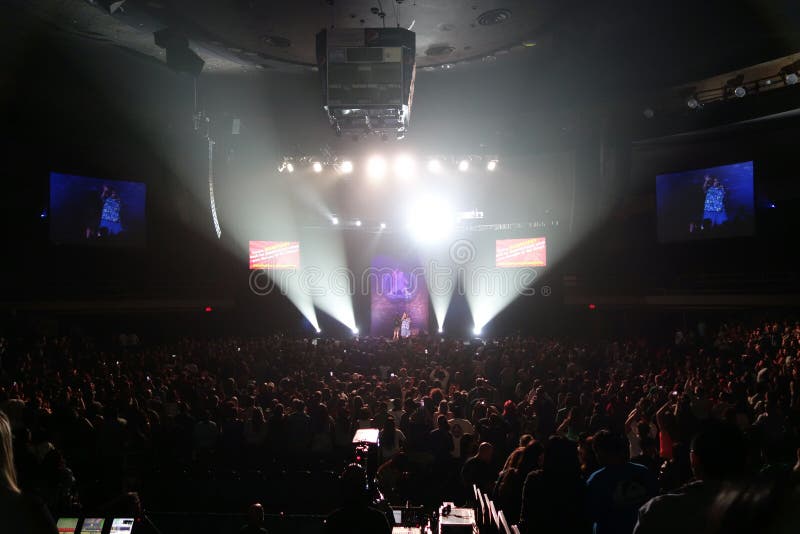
(370, 254), (429, 338)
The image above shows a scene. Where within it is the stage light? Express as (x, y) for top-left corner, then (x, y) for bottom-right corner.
(486, 159), (498, 171)
(394, 155), (416, 179)
(473, 326), (481, 336)
(458, 159), (470, 172)
(366, 156), (388, 181)
(312, 161), (323, 173)
(733, 86), (746, 98)
(286, 163), (295, 173)
(316, 328), (322, 334)
(438, 327), (443, 334)
(686, 96), (700, 109)
(204, 306), (213, 313)
(427, 159), (443, 173)
(352, 327), (359, 335)
(340, 160), (354, 174)
(407, 195), (455, 243)
(355, 219), (362, 227)
(784, 72), (799, 85)
(331, 216), (339, 225)
(379, 222), (387, 230)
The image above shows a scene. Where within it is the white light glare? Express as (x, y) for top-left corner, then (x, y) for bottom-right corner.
(316, 328), (322, 334)
(407, 195), (455, 243)
(340, 160), (354, 174)
(486, 159), (498, 171)
(427, 159), (443, 173)
(473, 326), (482, 336)
(366, 156), (388, 181)
(438, 327), (444, 334)
(458, 159), (470, 172)
(379, 222), (387, 230)
(286, 163), (295, 173)
(394, 155), (416, 179)
(312, 161), (323, 173)
(331, 216), (339, 225)
(352, 327), (359, 335)
(355, 220), (362, 227)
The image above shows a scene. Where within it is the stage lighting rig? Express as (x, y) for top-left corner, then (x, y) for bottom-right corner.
(316, 28), (416, 140)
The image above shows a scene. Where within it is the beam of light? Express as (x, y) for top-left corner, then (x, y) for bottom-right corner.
(302, 229), (357, 334)
(458, 159), (470, 172)
(366, 155), (388, 182)
(252, 268), (320, 332)
(464, 264), (537, 336)
(486, 159), (498, 171)
(418, 232), (463, 335)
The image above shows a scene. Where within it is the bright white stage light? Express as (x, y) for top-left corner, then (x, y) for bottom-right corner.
(379, 222), (387, 230)
(331, 216), (339, 225)
(352, 327), (359, 335)
(316, 328), (322, 334)
(394, 155), (416, 179)
(366, 156), (388, 181)
(486, 159), (498, 171)
(312, 161), (323, 173)
(340, 160), (354, 174)
(458, 159), (470, 172)
(286, 163), (295, 173)
(407, 195), (455, 243)
(355, 219), (362, 227)
(438, 327), (444, 334)
(427, 159), (443, 173)
(473, 326), (482, 336)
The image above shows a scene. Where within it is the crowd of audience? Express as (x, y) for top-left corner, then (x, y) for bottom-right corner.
(0, 318), (799, 533)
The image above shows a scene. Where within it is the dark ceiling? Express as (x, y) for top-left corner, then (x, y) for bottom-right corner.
(11, 0), (800, 86)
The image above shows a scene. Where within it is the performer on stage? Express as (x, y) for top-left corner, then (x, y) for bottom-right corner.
(392, 314), (401, 340)
(98, 185), (123, 237)
(702, 175), (727, 229)
(400, 312), (411, 338)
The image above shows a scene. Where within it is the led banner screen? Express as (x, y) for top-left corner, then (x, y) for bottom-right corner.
(249, 241), (300, 270)
(656, 161), (755, 242)
(57, 518), (79, 534)
(495, 238), (547, 268)
(50, 172), (146, 247)
(110, 518), (135, 533)
(80, 518), (105, 534)
(369, 254), (429, 337)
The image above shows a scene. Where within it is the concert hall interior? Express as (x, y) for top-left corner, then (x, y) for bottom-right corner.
(2, 2), (800, 534)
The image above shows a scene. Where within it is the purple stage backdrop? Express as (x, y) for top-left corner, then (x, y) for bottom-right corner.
(369, 254), (429, 337)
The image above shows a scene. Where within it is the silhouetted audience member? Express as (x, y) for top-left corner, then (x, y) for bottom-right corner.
(520, 436), (588, 534)
(633, 422), (747, 534)
(462, 442), (495, 495)
(324, 464), (391, 534)
(586, 430), (658, 534)
(0, 411), (57, 534)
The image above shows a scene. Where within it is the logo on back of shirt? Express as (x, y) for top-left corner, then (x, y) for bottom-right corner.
(611, 479), (649, 508)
